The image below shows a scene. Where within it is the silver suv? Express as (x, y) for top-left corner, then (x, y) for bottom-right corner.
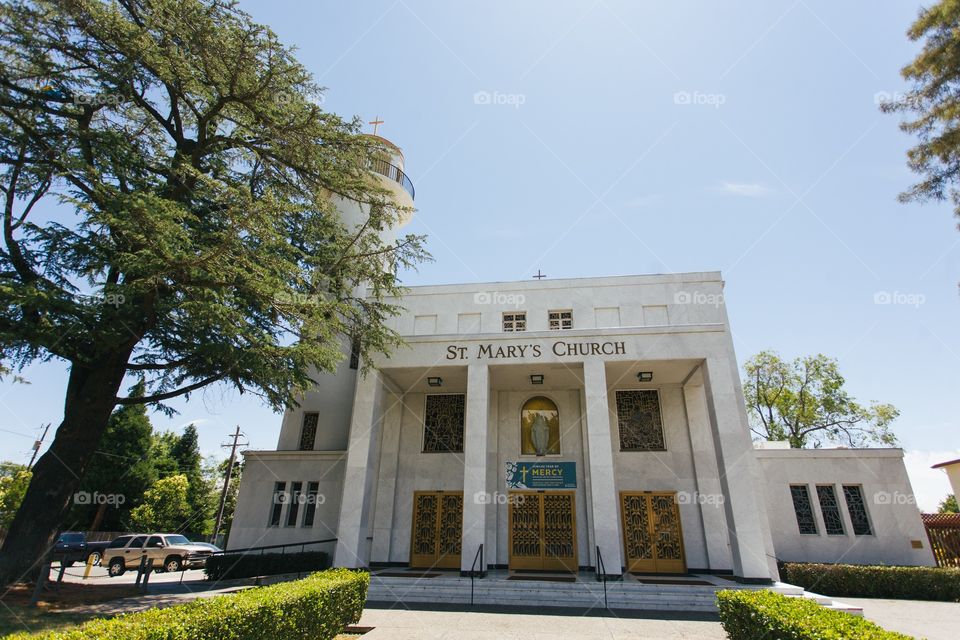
(105, 533), (215, 576)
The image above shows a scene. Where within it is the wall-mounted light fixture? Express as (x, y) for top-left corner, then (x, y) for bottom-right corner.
(427, 377), (443, 387)
(637, 371), (654, 382)
(530, 374), (544, 385)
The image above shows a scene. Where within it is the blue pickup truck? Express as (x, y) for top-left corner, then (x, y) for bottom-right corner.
(51, 532), (112, 567)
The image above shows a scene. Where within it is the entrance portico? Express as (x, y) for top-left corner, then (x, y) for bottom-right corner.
(333, 315), (778, 583)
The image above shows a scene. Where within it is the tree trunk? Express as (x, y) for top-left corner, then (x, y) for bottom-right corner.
(0, 351), (132, 586)
(89, 502), (108, 532)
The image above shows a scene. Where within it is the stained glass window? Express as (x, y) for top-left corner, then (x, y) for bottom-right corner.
(303, 481), (320, 527)
(286, 481), (303, 527)
(615, 390), (666, 451)
(843, 485), (873, 536)
(817, 485), (845, 535)
(423, 394), (465, 453)
(548, 310), (573, 330)
(298, 412), (318, 451)
(790, 485), (818, 534)
(503, 312), (526, 332)
(268, 481), (286, 526)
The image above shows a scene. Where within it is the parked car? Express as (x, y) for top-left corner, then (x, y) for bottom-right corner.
(51, 532), (111, 567)
(188, 541), (222, 553)
(104, 533), (216, 576)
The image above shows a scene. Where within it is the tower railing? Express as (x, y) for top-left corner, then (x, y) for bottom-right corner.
(368, 157), (415, 200)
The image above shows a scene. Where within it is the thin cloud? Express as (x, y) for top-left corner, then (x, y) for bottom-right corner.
(720, 181), (772, 197)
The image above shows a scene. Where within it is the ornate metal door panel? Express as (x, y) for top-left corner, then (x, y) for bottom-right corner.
(509, 491), (577, 572)
(620, 492), (686, 574)
(410, 491), (462, 569)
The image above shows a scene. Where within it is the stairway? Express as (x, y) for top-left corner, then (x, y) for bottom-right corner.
(367, 571), (863, 614)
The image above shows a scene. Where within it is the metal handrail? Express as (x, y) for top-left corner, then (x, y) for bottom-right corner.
(211, 538), (336, 556)
(596, 545), (609, 610)
(368, 157), (415, 200)
(469, 543), (484, 605)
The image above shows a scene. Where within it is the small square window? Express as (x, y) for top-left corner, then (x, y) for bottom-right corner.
(548, 310), (573, 330)
(503, 312), (527, 332)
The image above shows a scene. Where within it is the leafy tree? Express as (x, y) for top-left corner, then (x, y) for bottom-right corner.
(742, 351), (899, 448)
(0, 463), (31, 529)
(169, 425), (214, 534)
(940, 494), (959, 514)
(129, 474), (192, 532)
(882, 0), (960, 224)
(68, 381), (156, 531)
(0, 0), (425, 582)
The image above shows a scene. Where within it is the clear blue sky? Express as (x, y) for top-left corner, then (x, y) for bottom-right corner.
(1, 1), (957, 509)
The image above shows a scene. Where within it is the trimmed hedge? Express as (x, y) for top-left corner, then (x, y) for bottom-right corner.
(781, 562), (960, 602)
(204, 550), (330, 581)
(717, 589), (911, 640)
(7, 569), (368, 640)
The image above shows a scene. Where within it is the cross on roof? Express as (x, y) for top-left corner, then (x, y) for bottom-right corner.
(369, 116), (384, 136)
(533, 270), (546, 280)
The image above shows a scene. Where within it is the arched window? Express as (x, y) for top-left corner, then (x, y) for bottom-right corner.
(521, 396), (560, 456)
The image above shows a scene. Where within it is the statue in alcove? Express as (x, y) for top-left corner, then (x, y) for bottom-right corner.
(520, 396), (560, 456)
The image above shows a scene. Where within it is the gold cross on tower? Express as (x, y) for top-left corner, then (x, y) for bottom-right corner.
(369, 116), (384, 136)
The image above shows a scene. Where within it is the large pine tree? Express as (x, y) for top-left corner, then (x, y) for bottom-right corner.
(0, 0), (426, 584)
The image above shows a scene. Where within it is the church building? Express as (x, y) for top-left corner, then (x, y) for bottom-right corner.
(228, 134), (934, 583)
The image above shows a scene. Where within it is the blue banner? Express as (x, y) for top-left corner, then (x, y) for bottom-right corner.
(505, 461), (576, 489)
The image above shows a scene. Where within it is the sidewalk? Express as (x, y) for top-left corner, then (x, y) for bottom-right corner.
(356, 606), (726, 640)
(841, 598), (960, 640)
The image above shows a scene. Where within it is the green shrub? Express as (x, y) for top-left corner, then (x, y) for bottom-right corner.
(204, 550), (330, 581)
(6, 568), (368, 640)
(717, 589), (911, 640)
(781, 562), (960, 602)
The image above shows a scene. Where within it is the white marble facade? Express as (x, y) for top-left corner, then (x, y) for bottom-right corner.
(228, 272), (935, 578)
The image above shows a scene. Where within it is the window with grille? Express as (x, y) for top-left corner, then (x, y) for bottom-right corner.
(286, 481), (303, 527)
(349, 336), (361, 369)
(423, 394), (465, 453)
(303, 481), (320, 527)
(268, 481), (286, 526)
(817, 485), (845, 535)
(548, 310), (573, 330)
(298, 412), (318, 451)
(790, 485), (818, 534)
(503, 312), (526, 332)
(842, 485), (873, 536)
(615, 390), (666, 451)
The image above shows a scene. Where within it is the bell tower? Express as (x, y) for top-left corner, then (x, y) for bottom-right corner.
(276, 126), (415, 452)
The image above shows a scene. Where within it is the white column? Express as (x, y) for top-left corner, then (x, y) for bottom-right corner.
(703, 356), (778, 581)
(583, 360), (623, 575)
(460, 363), (490, 574)
(682, 367), (733, 571)
(334, 370), (386, 568)
(370, 390), (403, 563)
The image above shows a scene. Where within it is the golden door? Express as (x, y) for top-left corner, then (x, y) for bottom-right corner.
(409, 491), (463, 569)
(620, 491), (686, 574)
(508, 491), (577, 572)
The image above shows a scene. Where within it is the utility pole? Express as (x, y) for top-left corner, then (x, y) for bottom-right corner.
(211, 425), (245, 545)
(27, 423), (50, 470)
